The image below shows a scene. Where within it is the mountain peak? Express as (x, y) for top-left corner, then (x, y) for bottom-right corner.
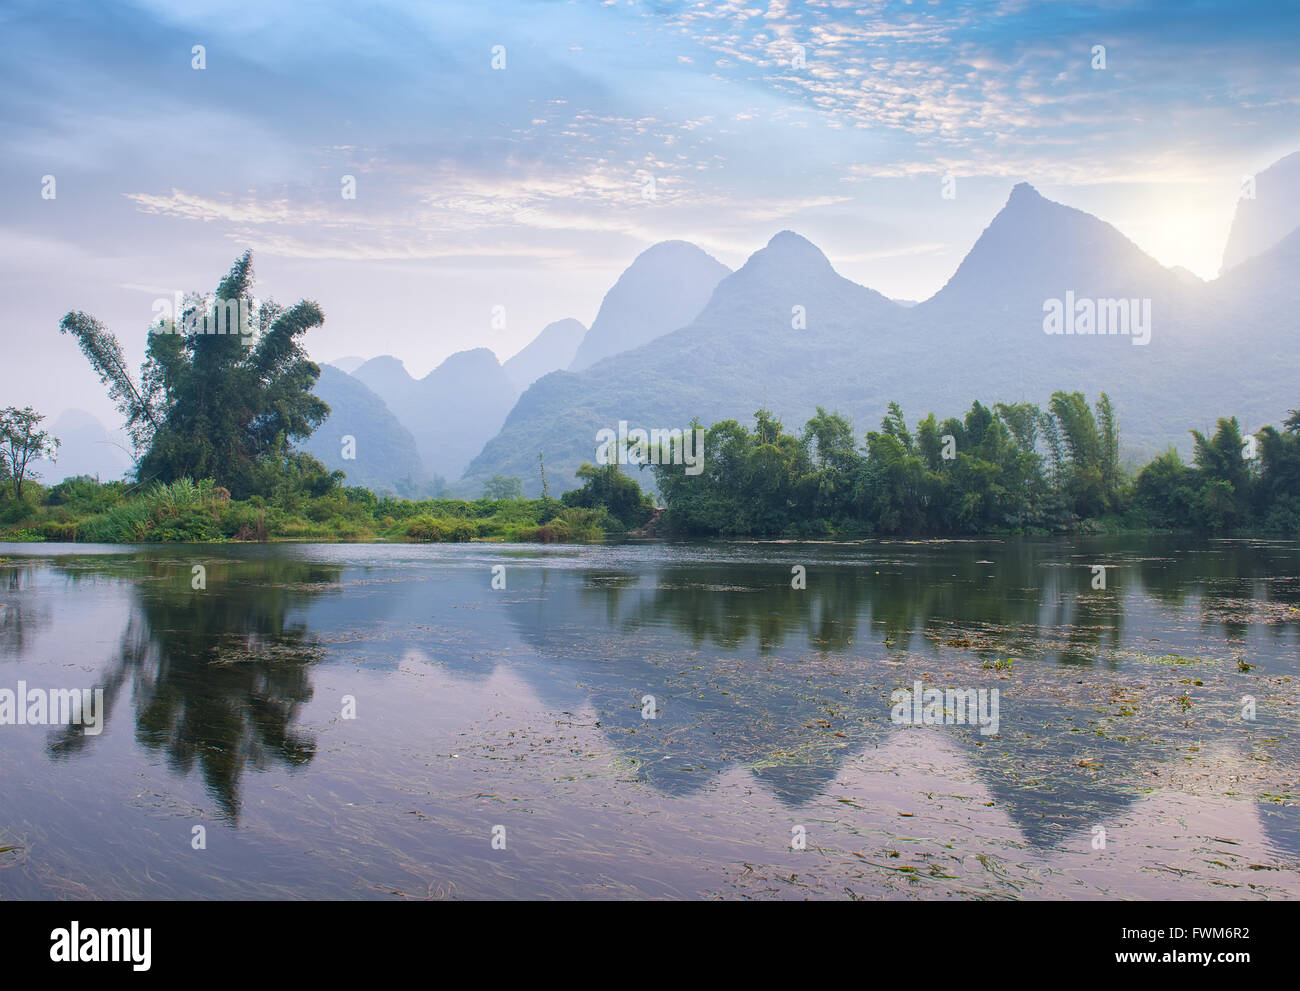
(1220, 149), (1300, 273)
(926, 182), (1173, 307)
(736, 229), (836, 278)
(503, 318), (586, 391)
(759, 228), (821, 256)
(427, 347), (502, 380)
(1007, 181), (1044, 206)
(568, 240), (731, 371)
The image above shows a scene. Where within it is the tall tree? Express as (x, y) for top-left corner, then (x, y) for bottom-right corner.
(0, 406), (60, 500)
(61, 252), (331, 497)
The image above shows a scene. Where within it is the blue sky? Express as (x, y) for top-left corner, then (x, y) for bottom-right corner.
(1, 0), (1296, 423)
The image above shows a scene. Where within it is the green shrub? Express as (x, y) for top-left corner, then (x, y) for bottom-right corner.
(405, 516), (476, 542)
(150, 508), (222, 542)
(39, 521), (80, 542)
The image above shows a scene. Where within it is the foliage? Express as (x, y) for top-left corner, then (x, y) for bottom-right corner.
(0, 406), (60, 500)
(482, 475), (524, 500)
(0, 471), (636, 544)
(60, 252), (332, 498)
(649, 393), (1300, 537)
(560, 462), (654, 530)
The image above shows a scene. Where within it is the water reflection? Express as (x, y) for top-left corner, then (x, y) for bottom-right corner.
(39, 557), (342, 820)
(1, 536), (1296, 890)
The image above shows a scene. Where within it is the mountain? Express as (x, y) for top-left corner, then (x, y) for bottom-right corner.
(28, 409), (133, 484)
(502, 318), (586, 391)
(463, 185), (1299, 495)
(464, 230), (902, 494)
(567, 240), (731, 371)
(300, 365), (427, 496)
(352, 355), (418, 409)
(327, 355), (367, 374)
(926, 182), (1184, 309)
(1220, 151), (1300, 273)
(910, 180), (1212, 458)
(354, 349), (519, 482)
(1209, 228), (1300, 438)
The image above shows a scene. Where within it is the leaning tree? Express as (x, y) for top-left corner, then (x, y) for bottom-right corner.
(60, 252), (331, 497)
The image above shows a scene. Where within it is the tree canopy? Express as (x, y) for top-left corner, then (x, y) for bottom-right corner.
(60, 252), (333, 498)
(650, 391), (1300, 537)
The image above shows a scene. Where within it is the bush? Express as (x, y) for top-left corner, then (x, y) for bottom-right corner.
(1261, 495), (1300, 535)
(39, 521), (80, 541)
(150, 508), (223, 542)
(517, 506), (607, 543)
(405, 516), (477, 542)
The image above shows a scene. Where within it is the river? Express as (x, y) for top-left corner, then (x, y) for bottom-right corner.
(1, 536), (1297, 899)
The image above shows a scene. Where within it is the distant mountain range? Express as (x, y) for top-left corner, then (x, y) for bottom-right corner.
(41, 153), (1300, 499)
(299, 365), (427, 496)
(461, 162), (1299, 495)
(503, 318), (586, 392)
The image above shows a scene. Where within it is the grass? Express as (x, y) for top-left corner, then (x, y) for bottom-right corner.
(0, 476), (616, 544)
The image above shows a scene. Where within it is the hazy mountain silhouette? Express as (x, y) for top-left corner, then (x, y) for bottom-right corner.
(30, 409), (133, 484)
(353, 348), (518, 481)
(503, 317), (586, 391)
(300, 364), (427, 496)
(463, 230), (901, 494)
(1220, 150), (1300, 273)
(327, 355), (367, 374)
(463, 176), (1299, 494)
(351, 354), (417, 407)
(567, 240), (731, 371)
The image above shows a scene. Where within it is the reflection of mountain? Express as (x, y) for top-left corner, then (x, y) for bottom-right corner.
(1258, 800), (1300, 861)
(23, 539), (1296, 847)
(46, 555), (343, 821)
(485, 538), (1299, 846)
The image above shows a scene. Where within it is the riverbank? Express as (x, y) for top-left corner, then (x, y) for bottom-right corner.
(0, 476), (613, 544)
(3, 474), (1295, 546)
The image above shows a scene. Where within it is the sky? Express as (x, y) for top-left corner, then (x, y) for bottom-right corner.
(1, 0), (1296, 427)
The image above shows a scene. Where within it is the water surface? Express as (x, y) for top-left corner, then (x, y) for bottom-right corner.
(1, 536), (1298, 899)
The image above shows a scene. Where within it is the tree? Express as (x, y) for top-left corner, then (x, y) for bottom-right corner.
(1190, 417), (1251, 527)
(0, 406), (60, 500)
(562, 462), (654, 530)
(802, 406), (857, 472)
(1046, 391), (1121, 517)
(483, 475), (523, 500)
(61, 252), (331, 497)
(1133, 448), (1197, 527)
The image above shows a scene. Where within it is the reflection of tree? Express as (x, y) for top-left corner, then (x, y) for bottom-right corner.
(502, 538), (1299, 846)
(1134, 539), (1300, 640)
(607, 545), (1118, 658)
(0, 563), (48, 656)
(46, 557), (341, 822)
